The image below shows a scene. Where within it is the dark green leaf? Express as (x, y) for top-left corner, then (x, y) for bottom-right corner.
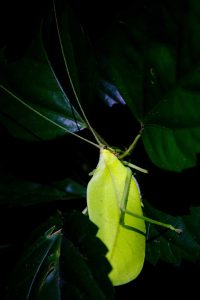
(33, 236), (61, 300)
(6, 226), (62, 300)
(0, 33), (85, 141)
(6, 212), (114, 300)
(62, 211), (114, 300)
(102, 1), (200, 171)
(145, 202), (200, 265)
(0, 176), (86, 206)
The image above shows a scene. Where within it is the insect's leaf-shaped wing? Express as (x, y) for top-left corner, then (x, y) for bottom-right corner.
(87, 149), (145, 285)
(101, 1), (200, 171)
(0, 32), (85, 141)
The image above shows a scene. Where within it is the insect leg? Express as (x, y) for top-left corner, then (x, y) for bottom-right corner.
(120, 168), (182, 234)
(119, 167), (146, 236)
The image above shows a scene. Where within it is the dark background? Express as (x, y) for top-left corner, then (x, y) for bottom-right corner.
(0, 0), (199, 299)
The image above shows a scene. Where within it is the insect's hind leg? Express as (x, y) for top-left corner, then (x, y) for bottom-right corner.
(119, 167), (182, 234)
(119, 167), (146, 236)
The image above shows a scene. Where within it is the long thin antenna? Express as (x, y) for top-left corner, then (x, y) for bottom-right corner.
(53, 0), (102, 146)
(0, 84), (101, 150)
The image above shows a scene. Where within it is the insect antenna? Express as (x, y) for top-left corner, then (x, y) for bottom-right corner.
(53, 0), (102, 147)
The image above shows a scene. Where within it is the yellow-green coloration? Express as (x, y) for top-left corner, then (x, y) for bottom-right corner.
(87, 148), (146, 286)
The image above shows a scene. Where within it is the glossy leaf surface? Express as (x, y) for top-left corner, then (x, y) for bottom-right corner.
(101, 0), (200, 171)
(6, 212), (114, 300)
(0, 33), (85, 141)
(146, 203), (200, 264)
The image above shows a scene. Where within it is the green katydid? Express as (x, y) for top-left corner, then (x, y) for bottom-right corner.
(86, 132), (181, 285)
(4, 87), (181, 286)
(0, 1), (182, 287)
(87, 141), (146, 286)
(51, 6), (183, 281)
